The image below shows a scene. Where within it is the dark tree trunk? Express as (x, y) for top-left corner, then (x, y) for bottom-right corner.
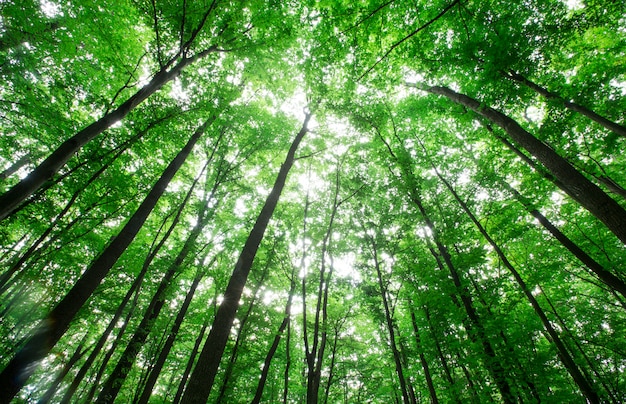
(179, 113), (311, 404)
(95, 155), (220, 404)
(503, 70), (626, 138)
(136, 270), (204, 404)
(409, 308), (439, 404)
(422, 84), (626, 245)
(0, 117), (212, 402)
(57, 176), (200, 403)
(215, 264), (269, 403)
(305, 162), (347, 404)
(434, 167), (600, 403)
(36, 340), (87, 403)
(251, 278), (297, 404)
(172, 315), (210, 404)
(0, 43), (218, 220)
(283, 317), (292, 404)
(368, 236), (411, 404)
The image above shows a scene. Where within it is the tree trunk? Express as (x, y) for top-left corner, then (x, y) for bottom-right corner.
(0, 117), (212, 402)
(409, 308), (439, 404)
(136, 270), (204, 404)
(434, 166), (600, 403)
(96, 157), (220, 404)
(0, 45), (218, 220)
(36, 340), (87, 403)
(421, 84), (626, 245)
(369, 236), (411, 404)
(172, 314), (210, 404)
(179, 113), (311, 404)
(508, 183), (626, 299)
(216, 263), (270, 403)
(503, 70), (626, 138)
(251, 277), (297, 404)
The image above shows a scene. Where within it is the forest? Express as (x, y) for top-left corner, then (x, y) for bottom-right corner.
(0, 0), (625, 402)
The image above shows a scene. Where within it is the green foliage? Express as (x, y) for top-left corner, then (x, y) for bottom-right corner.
(1, 0), (625, 403)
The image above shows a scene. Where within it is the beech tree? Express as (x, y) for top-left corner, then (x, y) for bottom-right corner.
(1, 0), (625, 403)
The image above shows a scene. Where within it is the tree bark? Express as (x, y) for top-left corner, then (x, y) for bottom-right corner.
(179, 112), (311, 404)
(503, 70), (626, 138)
(136, 270), (204, 404)
(0, 45), (218, 220)
(421, 84), (626, 245)
(434, 166), (601, 403)
(409, 308), (439, 404)
(96, 158), (220, 403)
(251, 277), (297, 404)
(172, 315), (210, 404)
(0, 117), (212, 403)
(368, 236), (411, 404)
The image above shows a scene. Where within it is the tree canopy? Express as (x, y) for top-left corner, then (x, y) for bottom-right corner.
(1, 0), (625, 402)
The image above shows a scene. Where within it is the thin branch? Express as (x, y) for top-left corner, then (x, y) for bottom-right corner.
(339, 0), (396, 35)
(358, 0), (460, 81)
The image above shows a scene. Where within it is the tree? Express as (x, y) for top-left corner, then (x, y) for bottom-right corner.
(1, 1), (625, 403)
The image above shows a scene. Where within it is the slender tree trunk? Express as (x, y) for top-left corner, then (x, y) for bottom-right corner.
(322, 325), (341, 404)
(0, 43), (218, 220)
(424, 307), (457, 398)
(56, 178), (200, 403)
(377, 133), (515, 403)
(179, 113), (311, 404)
(409, 308), (439, 404)
(433, 166), (600, 403)
(36, 340), (87, 403)
(368, 236), (411, 404)
(283, 317), (291, 404)
(510, 185), (626, 299)
(215, 264), (270, 403)
(251, 277), (297, 404)
(0, 117), (212, 402)
(502, 70), (626, 138)
(0, 154), (30, 180)
(172, 314), (210, 404)
(420, 84), (626, 245)
(95, 157), (220, 404)
(136, 270), (204, 404)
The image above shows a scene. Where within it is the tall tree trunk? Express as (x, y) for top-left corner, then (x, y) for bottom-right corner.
(179, 113), (311, 404)
(283, 316), (292, 404)
(377, 131), (515, 403)
(367, 235), (411, 404)
(509, 184), (626, 299)
(502, 70), (626, 138)
(420, 84), (626, 245)
(251, 277), (297, 404)
(0, 34), (219, 220)
(36, 340), (87, 403)
(95, 156), (221, 404)
(409, 307), (439, 404)
(172, 314), (210, 404)
(136, 269), (205, 404)
(0, 117), (212, 402)
(215, 263), (270, 403)
(433, 165), (601, 403)
(57, 177), (201, 403)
